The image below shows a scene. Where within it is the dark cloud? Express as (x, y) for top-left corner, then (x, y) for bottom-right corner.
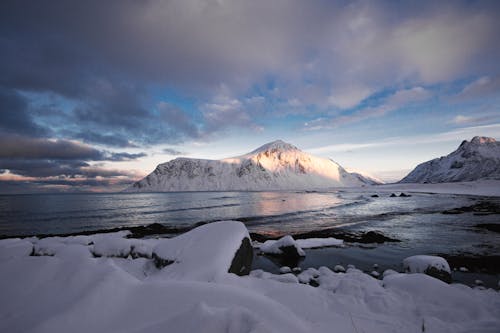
(0, 87), (47, 136)
(0, 134), (146, 161)
(0, 134), (103, 160)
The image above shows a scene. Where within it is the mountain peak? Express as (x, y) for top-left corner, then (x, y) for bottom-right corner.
(470, 136), (496, 145)
(250, 140), (300, 154)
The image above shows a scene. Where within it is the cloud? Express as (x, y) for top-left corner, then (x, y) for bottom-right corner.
(306, 86), (432, 129)
(0, 87), (48, 136)
(0, 134), (104, 160)
(327, 86), (374, 109)
(455, 76), (500, 100)
(1, 1), (498, 140)
(162, 148), (186, 156)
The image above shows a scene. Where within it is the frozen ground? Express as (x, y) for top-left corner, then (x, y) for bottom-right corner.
(1, 221), (499, 333)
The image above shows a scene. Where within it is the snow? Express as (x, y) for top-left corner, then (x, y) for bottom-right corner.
(1, 222), (499, 333)
(403, 255), (451, 274)
(258, 235), (306, 256)
(152, 221), (250, 281)
(401, 136), (500, 183)
(127, 140), (373, 192)
(296, 237), (343, 248)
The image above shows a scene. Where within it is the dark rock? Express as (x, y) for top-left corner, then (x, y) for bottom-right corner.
(228, 237), (253, 276)
(399, 192), (411, 197)
(252, 228), (400, 245)
(442, 254), (500, 274)
(361, 231), (399, 244)
(424, 266), (452, 284)
(390, 193), (397, 197)
(475, 223), (500, 233)
(442, 201), (500, 215)
(371, 194), (379, 198)
(152, 253), (175, 269)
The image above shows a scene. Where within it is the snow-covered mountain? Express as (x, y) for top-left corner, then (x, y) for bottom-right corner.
(400, 136), (500, 183)
(128, 140), (378, 192)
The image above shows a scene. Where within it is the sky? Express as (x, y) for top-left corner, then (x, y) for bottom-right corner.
(1, 0), (499, 193)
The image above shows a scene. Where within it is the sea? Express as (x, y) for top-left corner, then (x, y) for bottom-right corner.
(1, 190), (499, 287)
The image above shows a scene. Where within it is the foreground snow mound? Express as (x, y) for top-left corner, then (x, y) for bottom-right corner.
(1, 231), (499, 333)
(401, 136), (500, 183)
(152, 221), (252, 281)
(403, 255), (451, 283)
(127, 140), (373, 191)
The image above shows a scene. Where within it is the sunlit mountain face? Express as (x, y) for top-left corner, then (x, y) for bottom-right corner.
(1, 1), (499, 193)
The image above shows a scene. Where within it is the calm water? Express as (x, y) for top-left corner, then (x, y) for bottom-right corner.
(1, 191), (499, 286)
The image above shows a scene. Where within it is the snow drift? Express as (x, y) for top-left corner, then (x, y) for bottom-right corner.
(127, 140), (379, 192)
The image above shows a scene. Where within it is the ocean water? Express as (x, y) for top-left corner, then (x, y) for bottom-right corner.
(1, 190), (498, 254)
(1, 190), (499, 287)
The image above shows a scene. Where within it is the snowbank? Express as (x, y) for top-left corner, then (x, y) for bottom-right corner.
(1, 222), (499, 333)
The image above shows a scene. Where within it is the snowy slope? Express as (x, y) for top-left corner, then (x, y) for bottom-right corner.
(400, 136), (500, 183)
(128, 140), (372, 191)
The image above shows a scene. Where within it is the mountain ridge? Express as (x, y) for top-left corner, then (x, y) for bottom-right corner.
(127, 140), (380, 192)
(400, 136), (500, 183)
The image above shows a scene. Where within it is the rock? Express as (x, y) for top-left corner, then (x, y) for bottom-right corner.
(382, 269), (398, 278)
(390, 193), (397, 197)
(475, 223), (500, 233)
(228, 237), (253, 276)
(152, 221), (253, 280)
(474, 279), (484, 286)
(347, 264), (356, 269)
(371, 194), (379, 198)
(459, 266), (468, 272)
(403, 255), (452, 283)
(260, 235), (306, 268)
(362, 231), (399, 244)
(334, 264), (346, 273)
(399, 192), (411, 197)
(292, 267), (302, 273)
(370, 271), (380, 278)
(279, 266), (292, 274)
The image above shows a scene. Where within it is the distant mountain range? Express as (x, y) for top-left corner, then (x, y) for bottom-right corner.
(127, 140), (381, 192)
(400, 136), (500, 183)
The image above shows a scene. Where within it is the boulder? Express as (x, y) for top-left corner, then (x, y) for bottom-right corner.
(403, 255), (452, 283)
(259, 235), (305, 267)
(152, 221), (253, 281)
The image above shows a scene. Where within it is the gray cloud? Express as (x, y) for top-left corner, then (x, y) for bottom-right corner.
(0, 87), (48, 136)
(0, 134), (146, 161)
(162, 148), (186, 156)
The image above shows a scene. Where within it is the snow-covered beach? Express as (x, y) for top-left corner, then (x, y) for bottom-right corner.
(1, 220), (499, 333)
